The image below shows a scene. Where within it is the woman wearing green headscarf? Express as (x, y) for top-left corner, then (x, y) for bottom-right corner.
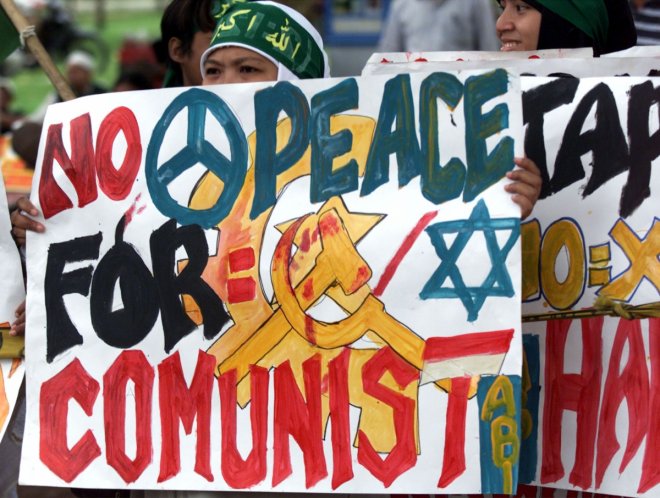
(496, 0), (637, 55)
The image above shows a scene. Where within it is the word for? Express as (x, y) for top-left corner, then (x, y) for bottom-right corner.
(44, 216), (229, 362)
(39, 70), (515, 228)
(525, 317), (660, 494)
(524, 78), (659, 218)
(39, 346), (515, 489)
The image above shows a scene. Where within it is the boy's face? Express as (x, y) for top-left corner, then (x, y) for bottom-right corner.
(66, 65), (92, 94)
(170, 30), (214, 87)
(201, 46), (279, 86)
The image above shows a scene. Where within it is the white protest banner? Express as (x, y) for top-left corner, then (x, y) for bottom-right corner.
(370, 48), (595, 64)
(0, 169), (25, 442)
(521, 316), (659, 498)
(363, 54), (660, 498)
(21, 70), (524, 494)
(518, 77), (660, 498)
(519, 77), (659, 312)
(362, 53), (660, 79)
(604, 45), (660, 58)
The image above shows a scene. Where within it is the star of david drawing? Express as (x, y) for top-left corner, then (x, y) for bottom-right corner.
(420, 199), (520, 322)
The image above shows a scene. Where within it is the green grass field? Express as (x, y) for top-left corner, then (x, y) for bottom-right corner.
(9, 8), (163, 114)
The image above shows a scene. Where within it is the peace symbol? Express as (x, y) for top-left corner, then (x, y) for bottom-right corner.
(146, 88), (248, 228)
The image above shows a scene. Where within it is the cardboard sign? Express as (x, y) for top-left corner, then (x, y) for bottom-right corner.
(363, 54), (660, 79)
(368, 48), (595, 64)
(518, 76), (659, 313)
(518, 77), (659, 498)
(21, 70), (524, 493)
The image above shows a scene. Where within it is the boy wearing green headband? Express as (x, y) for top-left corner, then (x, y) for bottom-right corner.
(496, 0), (637, 55)
(200, 0), (330, 85)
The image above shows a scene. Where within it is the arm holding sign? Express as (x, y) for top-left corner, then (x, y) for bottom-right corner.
(9, 196), (44, 248)
(9, 301), (24, 338)
(8, 197), (42, 337)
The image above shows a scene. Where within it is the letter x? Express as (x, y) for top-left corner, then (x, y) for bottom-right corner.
(599, 217), (660, 301)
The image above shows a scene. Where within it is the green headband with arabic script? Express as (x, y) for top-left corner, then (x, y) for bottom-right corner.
(208, 2), (325, 80)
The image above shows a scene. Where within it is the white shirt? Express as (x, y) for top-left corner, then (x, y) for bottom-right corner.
(377, 0), (500, 53)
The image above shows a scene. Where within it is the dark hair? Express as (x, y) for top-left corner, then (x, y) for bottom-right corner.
(523, 0), (636, 56)
(532, 4), (594, 52)
(114, 69), (154, 91)
(160, 0), (217, 87)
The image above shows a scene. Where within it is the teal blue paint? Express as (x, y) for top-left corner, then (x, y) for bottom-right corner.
(146, 88), (247, 228)
(419, 71), (465, 204)
(310, 78), (359, 203)
(251, 82), (310, 220)
(520, 334), (540, 484)
(361, 74), (422, 197)
(420, 199), (519, 322)
(463, 69), (514, 203)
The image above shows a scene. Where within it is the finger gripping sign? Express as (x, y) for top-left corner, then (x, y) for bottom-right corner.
(23, 69), (524, 494)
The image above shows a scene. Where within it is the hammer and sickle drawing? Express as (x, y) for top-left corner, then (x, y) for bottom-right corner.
(217, 203), (426, 387)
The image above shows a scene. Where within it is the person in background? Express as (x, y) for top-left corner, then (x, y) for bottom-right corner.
(377, 0), (500, 53)
(0, 79), (24, 134)
(159, 0), (217, 87)
(496, 0), (637, 55)
(118, 34), (166, 88)
(630, 0), (660, 46)
(270, 0), (324, 31)
(65, 50), (107, 96)
(29, 50), (107, 122)
(3, 121), (40, 208)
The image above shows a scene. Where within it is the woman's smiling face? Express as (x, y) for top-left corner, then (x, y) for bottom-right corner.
(496, 0), (542, 51)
